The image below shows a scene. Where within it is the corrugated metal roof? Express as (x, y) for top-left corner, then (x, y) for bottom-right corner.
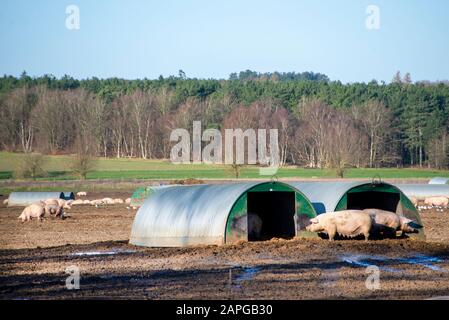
(288, 181), (367, 214)
(8, 192), (74, 207)
(130, 182), (263, 247)
(396, 184), (449, 199)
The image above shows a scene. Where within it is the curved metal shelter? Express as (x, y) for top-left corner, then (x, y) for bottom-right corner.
(288, 181), (424, 239)
(396, 184), (449, 199)
(428, 177), (449, 185)
(130, 182), (317, 247)
(8, 191), (75, 207)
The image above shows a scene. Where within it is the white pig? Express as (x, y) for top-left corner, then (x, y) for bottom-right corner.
(18, 203), (46, 222)
(424, 197), (449, 207)
(306, 210), (372, 241)
(363, 208), (417, 237)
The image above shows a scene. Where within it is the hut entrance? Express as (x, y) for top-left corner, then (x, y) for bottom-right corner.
(346, 191), (400, 213)
(247, 191), (296, 241)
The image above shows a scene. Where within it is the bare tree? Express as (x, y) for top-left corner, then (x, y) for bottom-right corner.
(126, 90), (156, 159)
(15, 153), (47, 180)
(33, 87), (73, 154)
(71, 151), (96, 180)
(2, 87), (37, 153)
(351, 100), (394, 168)
(293, 98), (334, 168)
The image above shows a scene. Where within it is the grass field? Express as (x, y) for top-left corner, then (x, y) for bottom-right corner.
(0, 152), (448, 181)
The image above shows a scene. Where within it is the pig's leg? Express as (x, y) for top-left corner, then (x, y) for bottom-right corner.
(327, 226), (336, 241)
(363, 231), (370, 241)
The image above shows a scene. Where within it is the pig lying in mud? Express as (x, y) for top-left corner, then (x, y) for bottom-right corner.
(306, 210), (372, 241)
(18, 203), (46, 222)
(363, 208), (419, 237)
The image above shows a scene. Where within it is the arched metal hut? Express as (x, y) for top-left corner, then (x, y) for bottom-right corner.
(288, 181), (424, 239)
(396, 184), (449, 199)
(8, 191), (75, 207)
(130, 181), (317, 247)
(428, 177), (449, 185)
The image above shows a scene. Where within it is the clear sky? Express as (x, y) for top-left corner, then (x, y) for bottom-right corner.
(1, 0), (448, 83)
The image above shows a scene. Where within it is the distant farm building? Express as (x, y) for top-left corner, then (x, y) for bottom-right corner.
(428, 177), (449, 185)
(7, 192), (75, 207)
(397, 184), (449, 199)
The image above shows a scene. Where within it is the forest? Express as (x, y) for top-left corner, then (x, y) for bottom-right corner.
(0, 70), (448, 170)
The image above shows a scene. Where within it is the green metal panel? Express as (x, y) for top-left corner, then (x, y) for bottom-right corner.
(130, 186), (152, 207)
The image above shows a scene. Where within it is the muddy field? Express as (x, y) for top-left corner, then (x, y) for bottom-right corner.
(1, 194), (449, 300)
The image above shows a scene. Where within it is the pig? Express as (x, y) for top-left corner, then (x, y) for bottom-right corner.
(102, 198), (115, 205)
(18, 203), (45, 222)
(83, 199), (91, 205)
(90, 199), (104, 206)
(125, 198), (131, 204)
(41, 199), (72, 218)
(114, 198), (124, 204)
(72, 199), (84, 205)
(306, 210), (371, 241)
(39, 200), (63, 218)
(3, 199), (8, 205)
(231, 212), (263, 239)
(76, 191), (87, 197)
(424, 197), (449, 207)
(363, 208), (418, 237)
(248, 213), (263, 239)
(57, 199), (73, 210)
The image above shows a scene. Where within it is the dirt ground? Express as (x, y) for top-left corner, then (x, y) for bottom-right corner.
(1, 193), (449, 300)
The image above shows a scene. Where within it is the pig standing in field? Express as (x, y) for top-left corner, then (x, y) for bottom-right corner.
(306, 210), (372, 241)
(40, 199), (63, 218)
(41, 199), (72, 218)
(58, 199), (73, 210)
(18, 203), (45, 222)
(424, 197), (449, 207)
(363, 208), (418, 238)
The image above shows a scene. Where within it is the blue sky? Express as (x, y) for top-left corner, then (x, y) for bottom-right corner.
(0, 0), (448, 83)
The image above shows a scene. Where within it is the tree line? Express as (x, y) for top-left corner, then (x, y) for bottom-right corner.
(0, 71), (448, 170)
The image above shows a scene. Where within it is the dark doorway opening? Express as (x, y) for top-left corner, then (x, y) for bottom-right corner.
(247, 191), (296, 241)
(347, 191), (400, 213)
